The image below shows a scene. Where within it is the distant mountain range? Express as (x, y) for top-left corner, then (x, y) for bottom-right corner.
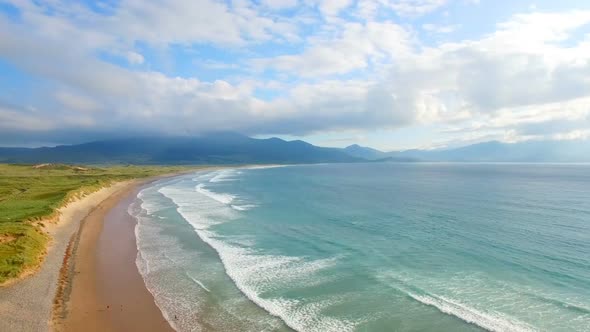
(1, 133), (589, 164)
(346, 140), (590, 162)
(0, 133), (360, 164)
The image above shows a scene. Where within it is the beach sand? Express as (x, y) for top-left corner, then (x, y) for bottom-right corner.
(53, 180), (174, 332)
(0, 182), (136, 332)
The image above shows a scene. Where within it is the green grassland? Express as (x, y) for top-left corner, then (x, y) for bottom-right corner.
(0, 163), (198, 284)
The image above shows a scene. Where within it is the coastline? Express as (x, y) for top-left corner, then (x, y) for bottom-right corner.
(1, 166), (275, 332)
(0, 181), (135, 332)
(53, 177), (174, 331)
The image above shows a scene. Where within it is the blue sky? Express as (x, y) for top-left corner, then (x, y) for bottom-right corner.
(1, 0), (590, 150)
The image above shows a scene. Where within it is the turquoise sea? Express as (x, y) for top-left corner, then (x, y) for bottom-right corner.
(129, 163), (590, 331)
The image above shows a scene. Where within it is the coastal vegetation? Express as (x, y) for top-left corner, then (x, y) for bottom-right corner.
(0, 163), (195, 284)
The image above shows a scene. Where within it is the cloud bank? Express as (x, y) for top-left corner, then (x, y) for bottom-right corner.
(1, 0), (590, 147)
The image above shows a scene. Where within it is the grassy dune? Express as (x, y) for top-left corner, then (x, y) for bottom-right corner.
(0, 164), (195, 284)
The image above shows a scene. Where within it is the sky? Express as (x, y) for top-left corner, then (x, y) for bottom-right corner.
(1, 0), (590, 151)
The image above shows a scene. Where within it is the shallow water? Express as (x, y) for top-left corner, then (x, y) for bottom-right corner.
(131, 163), (590, 331)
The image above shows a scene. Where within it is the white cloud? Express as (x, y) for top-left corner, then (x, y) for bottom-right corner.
(1, 1), (590, 147)
(253, 21), (414, 76)
(318, 0), (354, 17)
(422, 23), (459, 33)
(55, 91), (100, 113)
(107, 0), (263, 45)
(553, 129), (590, 141)
(0, 105), (57, 131)
(6, 0), (298, 47)
(125, 51), (145, 65)
(263, 0), (298, 10)
(387, 0), (448, 17)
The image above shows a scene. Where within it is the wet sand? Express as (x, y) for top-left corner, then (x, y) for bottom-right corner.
(54, 180), (174, 332)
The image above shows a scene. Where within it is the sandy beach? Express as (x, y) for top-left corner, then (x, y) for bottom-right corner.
(0, 181), (138, 331)
(0, 177), (176, 332)
(51, 179), (174, 332)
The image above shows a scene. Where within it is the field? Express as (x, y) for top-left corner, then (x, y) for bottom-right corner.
(0, 164), (196, 284)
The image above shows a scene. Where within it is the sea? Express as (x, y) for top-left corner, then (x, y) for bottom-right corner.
(129, 163), (590, 332)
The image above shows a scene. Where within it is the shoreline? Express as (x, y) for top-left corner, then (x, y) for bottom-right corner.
(53, 177), (175, 331)
(0, 181), (136, 332)
(0, 166), (263, 332)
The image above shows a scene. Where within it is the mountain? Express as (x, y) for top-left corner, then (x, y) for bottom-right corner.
(0, 133), (361, 165)
(342, 144), (419, 162)
(2, 135), (590, 164)
(343, 144), (388, 160)
(389, 140), (590, 162)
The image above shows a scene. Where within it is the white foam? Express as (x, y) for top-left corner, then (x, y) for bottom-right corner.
(159, 186), (234, 229)
(186, 273), (211, 293)
(405, 291), (537, 332)
(192, 172), (215, 182)
(231, 204), (257, 211)
(245, 165), (289, 170)
(195, 183), (235, 205)
(378, 271), (539, 332)
(132, 199), (183, 331)
(210, 169), (238, 183)
(134, 184), (287, 332)
(159, 183), (356, 332)
(198, 232), (354, 332)
(138, 189), (168, 215)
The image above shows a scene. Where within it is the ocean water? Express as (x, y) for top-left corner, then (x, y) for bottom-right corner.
(129, 163), (590, 332)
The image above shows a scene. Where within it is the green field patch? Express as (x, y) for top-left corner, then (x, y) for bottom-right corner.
(0, 163), (199, 284)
